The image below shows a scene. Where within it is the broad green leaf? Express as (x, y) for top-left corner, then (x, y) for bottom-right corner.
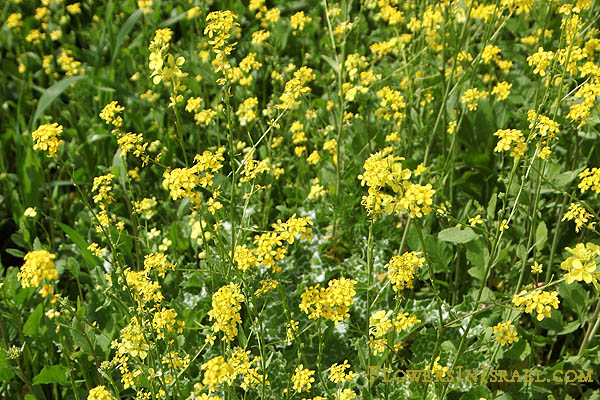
(31, 76), (87, 128)
(33, 365), (68, 385)
(0, 351), (15, 382)
(57, 222), (101, 269)
(24, 303), (43, 336)
(112, 9), (143, 63)
(535, 221), (547, 250)
(504, 340), (531, 361)
(159, 10), (189, 28)
(438, 226), (478, 244)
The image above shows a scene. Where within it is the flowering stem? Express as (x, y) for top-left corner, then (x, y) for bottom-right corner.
(577, 297), (600, 358)
(365, 218), (374, 395)
(415, 223), (444, 399)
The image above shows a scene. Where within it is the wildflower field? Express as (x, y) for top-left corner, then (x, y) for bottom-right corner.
(2, 0), (600, 398)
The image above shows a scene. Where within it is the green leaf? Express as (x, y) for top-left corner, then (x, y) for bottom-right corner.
(535, 221), (547, 250)
(57, 222), (101, 270)
(487, 192), (497, 220)
(503, 340), (531, 361)
(112, 9), (143, 64)
(438, 226), (478, 244)
(5, 248), (25, 258)
(460, 386), (492, 400)
(0, 351), (15, 382)
(31, 76), (87, 128)
(33, 365), (68, 385)
(558, 321), (580, 335)
(159, 10), (189, 28)
(23, 303), (43, 336)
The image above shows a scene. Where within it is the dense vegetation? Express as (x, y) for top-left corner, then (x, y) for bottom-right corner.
(1, 0), (600, 399)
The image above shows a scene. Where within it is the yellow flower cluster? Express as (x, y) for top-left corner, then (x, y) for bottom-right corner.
(278, 66), (316, 109)
(111, 317), (150, 361)
(152, 307), (179, 339)
(299, 277), (356, 325)
(99, 101), (125, 127)
(527, 47), (554, 76)
(7, 13), (23, 31)
(425, 356), (448, 378)
(386, 251), (424, 292)
(290, 11), (312, 33)
(562, 203), (595, 232)
(204, 11), (240, 83)
(122, 268), (164, 307)
(18, 250), (58, 298)
(148, 28), (187, 104)
(358, 147), (435, 217)
(201, 356), (234, 393)
(561, 242), (600, 287)
(249, 0), (280, 29)
(234, 214), (312, 271)
(493, 129), (527, 159)
(578, 167), (600, 194)
(87, 385), (115, 400)
(328, 360), (356, 384)
(208, 283), (245, 342)
(200, 348), (268, 394)
(492, 81), (512, 100)
(373, 0), (404, 25)
(291, 364), (315, 393)
(493, 321), (519, 347)
(92, 173), (115, 208)
(162, 147), (226, 203)
(57, 49), (83, 76)
(567, 80), (600, 128)
(137, 0), (152, 14)
(375, 87), (406, 121)
(461, 88), (488, 111)
(512, 289), (560, 321)
(32, 122), (64, 158)
(236, 97), (259, 126)
(134, 197), (157, 219)
(367, 310), (420, 355)
(144, 252), (175, 278)
(527, 110), (559, 137)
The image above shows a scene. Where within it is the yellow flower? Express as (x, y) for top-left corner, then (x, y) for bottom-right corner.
(290, 11), (312, 32)
(88, 385), (115, 400)
(493, 321), (519, 346)
(425, 356), (448, 377)
(291, 364), (315, 393)
(24, 207), (37, 217)
(561, 243), (600, 286)
(527, 47), (554, 76)
(32, 123), (64, 158)
(512, 289), (560, 321)
(328, 360), (356, 384)
(18, 250), (58, 291)
(208, 283), (245, 341)
(299, 278), (356, 324)
(469, 214), (483, 226)
(531, 261), (543, 274)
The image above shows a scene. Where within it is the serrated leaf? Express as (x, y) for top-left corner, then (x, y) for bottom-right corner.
(33, 365), (68, 385)
(438, 226), (478, 244)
